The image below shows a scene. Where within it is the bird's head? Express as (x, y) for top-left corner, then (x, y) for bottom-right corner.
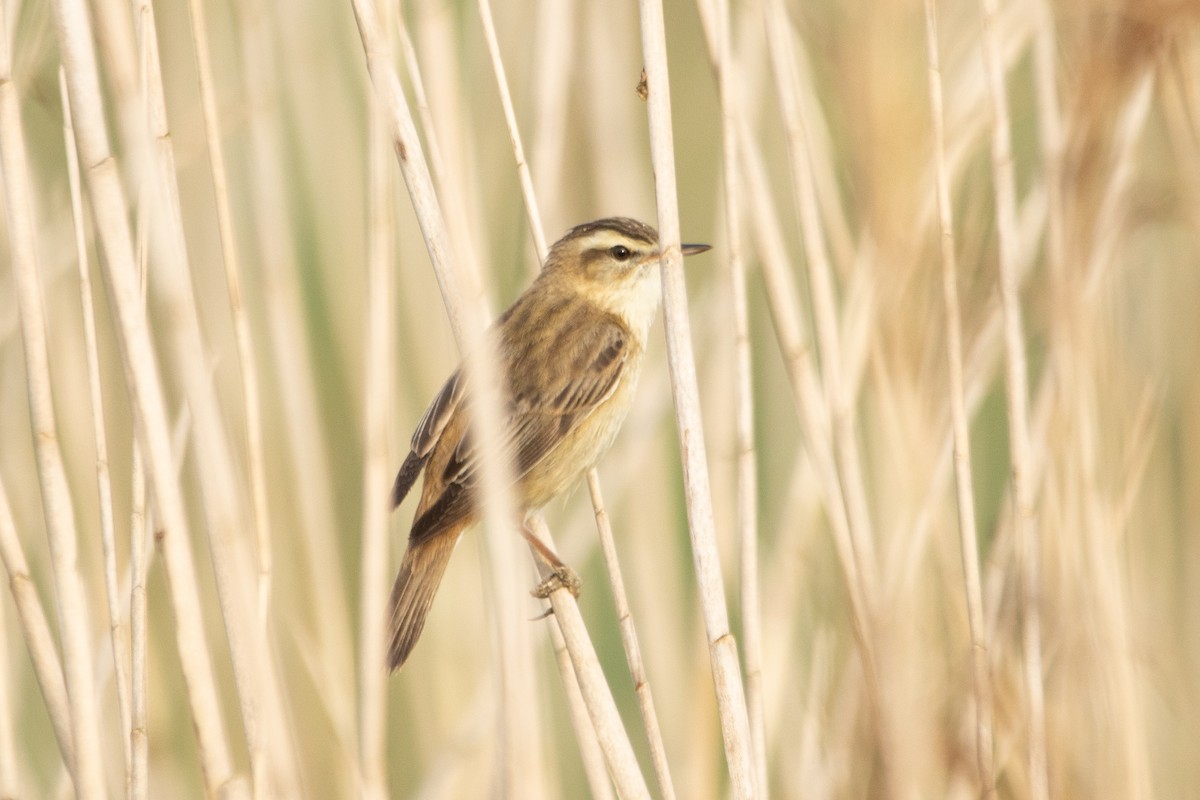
(542, 217), (710, 335)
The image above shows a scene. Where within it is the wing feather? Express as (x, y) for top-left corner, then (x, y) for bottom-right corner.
(441, 316), (630, 489)
(390, 369), (465, 509)
(411, 369), (464, 457)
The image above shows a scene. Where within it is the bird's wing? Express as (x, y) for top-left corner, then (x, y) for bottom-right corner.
(391, 368), (465, 509)
(412, 368), (465, 458)
(442, 317), (631, 489)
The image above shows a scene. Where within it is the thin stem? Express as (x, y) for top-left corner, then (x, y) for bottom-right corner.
(235, 0), (357, 747)
(477, 0), (547, 256)
(762, 0), (877, 600)
(349, 0), (474, 343)
(546, 614), (617, 800)
(738, 114), (880, 725)
(700, 0), (767, 789)
(0, 478), (77, 776)
(922, 1), (996, 794)
(1, 20), (105, 797)
(528, 518), (652, 800)
(59, 65), (133, 792)
(356, 93), (395, 800)
(1032, 0), (1064, 292)
(587, 473), (677, 800)
(145, 0), (292, 789)
(975, 0), (1047, 796)
(529, 0), (575, 254)
(129, 40), (151, 794)
(183, 0), (275, 645)
(349, 5), (548, 798)
(0, 592), (16, 798)
(748, 10), (890, 767)
(393, 8), (488, 292)
(129, 448), (150, 800)
(51, 0), (237, 788)
(638, 0), (756, 795)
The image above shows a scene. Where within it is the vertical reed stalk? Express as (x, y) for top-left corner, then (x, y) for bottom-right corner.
(0, 478), (77, 775)
(59, 66), (133, 792)
(236, 1), (357, 743)
(51, 0), (237, 789)
(922, 1), (996, 793)
(638, 0), (756, 795)
(349, 6), (550, 798)
(183, 0), (275, 641)
(762, 0), (878, 596)
(128, 447), (149, 800)
(976, 0), (1047, 796)
(546, 614), (616, 800)
(528, 517), (652, 799)
(356, 93), (395, 800)
(587, 473), (677, 800)
(699, 0), (768, 789)
(1, 19), (105, 797)
(0, 593), (15, 797)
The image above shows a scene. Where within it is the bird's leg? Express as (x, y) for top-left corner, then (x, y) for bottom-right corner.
(520, 518), (582, 599)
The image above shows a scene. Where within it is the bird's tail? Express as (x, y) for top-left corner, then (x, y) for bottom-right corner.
(387, 528), (461, 671)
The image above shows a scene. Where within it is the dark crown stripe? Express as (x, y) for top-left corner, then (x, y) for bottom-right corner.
(565, 217), (658, 246)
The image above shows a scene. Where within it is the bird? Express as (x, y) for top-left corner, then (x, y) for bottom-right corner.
(387, 217), (710, 670)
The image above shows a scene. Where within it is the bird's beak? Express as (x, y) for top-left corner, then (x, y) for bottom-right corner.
(681, 243), (711, 256)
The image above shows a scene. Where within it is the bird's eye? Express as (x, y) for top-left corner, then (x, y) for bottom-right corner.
(610, 245), (632, 261)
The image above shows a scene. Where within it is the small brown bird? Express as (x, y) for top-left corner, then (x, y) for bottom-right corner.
(387, 217), (710, 670)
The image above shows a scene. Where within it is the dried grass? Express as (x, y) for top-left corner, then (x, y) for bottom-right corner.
(2, 0), (1198, 796)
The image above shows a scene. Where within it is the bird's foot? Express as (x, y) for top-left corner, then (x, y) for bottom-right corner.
(531, 564), (582, 599)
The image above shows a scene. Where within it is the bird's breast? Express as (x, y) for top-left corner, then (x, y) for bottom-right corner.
(519, 349), (645, 510)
